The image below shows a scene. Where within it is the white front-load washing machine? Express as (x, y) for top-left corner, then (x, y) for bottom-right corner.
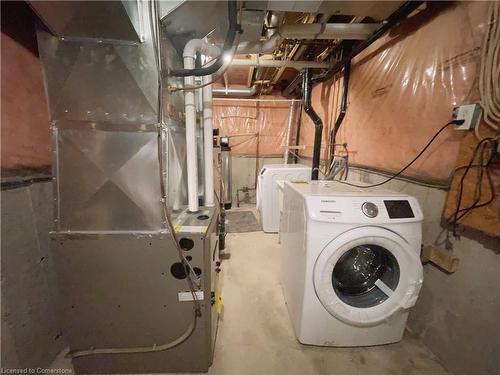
(256, 164), (311, 233)
(280, 180), (424, 347)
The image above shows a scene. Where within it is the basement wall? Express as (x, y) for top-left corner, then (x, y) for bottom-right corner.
(230, 156), (283, 205)
(347, 169), (500, 375)
(1, 27), (51, 176)
(1, 3), (64, 368)
(1, 183), (63, 368)
(300, 1), (489, 183)
(295, 2), (498, 374)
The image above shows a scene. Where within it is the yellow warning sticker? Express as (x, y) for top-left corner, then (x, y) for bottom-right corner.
(215, 291), (223, 314)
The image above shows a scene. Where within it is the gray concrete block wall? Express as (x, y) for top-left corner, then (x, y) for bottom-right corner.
(230, 156), (284, 205)
(1, 182), (65, 368)
(348, 169), (500, 375)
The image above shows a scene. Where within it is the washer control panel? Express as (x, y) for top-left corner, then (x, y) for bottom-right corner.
(361, 202), (378, 218)
(306, 196), (422, 223)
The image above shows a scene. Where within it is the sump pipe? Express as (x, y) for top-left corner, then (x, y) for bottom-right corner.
(302, 68), (323, 180)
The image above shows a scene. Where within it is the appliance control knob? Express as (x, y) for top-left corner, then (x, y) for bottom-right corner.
(362, 202), (378, 218)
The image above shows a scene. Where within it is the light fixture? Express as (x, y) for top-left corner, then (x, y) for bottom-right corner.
(222, 52), (232, 65)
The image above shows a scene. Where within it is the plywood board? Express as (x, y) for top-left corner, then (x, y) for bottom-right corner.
(443, 129), (500, 240)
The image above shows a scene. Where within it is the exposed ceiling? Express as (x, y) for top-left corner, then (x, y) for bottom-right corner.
(158, 1), (407, 97)
(212, 1), (404, 96)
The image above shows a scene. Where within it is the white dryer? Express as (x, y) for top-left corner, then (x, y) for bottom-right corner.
(256, 164), (310, 233)
(280, 180), (423, 347)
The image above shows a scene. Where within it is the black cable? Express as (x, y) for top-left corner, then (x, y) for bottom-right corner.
(446, 138), (496, 236)
(453, 167), (495, 223)
(338, 119), (465, 188)
(451, 139), (489, 233)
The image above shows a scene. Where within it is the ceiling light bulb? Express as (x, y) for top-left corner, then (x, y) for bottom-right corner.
(223, 53), (232, 64)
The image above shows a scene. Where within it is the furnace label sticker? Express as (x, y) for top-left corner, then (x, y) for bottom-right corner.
(178, 291), (204, 301)
(175, 225), (208, 233)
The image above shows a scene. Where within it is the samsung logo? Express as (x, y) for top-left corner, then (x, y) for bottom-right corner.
(321, 200), (336, 203)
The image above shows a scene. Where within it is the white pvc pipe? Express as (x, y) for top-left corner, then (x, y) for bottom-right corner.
(284, 101), (296, 164)
(202, 74), (215, 207)
(183, 54), (198, 212)
(182, 39), (221, 212)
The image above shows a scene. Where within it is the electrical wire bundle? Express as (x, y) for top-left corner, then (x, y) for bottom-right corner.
(446, 137), (498, 237)
(477, 2), (500, 140)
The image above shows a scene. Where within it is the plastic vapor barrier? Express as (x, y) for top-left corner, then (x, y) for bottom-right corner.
(213, 98), (299, 156)
(301, 2), (490, 183)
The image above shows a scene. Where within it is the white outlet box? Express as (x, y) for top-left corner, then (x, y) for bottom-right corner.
(452, 104), (482, 130)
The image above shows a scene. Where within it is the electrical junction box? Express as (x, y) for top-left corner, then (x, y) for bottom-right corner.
(452, 103), (482, 130)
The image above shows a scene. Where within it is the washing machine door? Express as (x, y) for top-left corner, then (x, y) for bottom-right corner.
(313, 226), (423, 327)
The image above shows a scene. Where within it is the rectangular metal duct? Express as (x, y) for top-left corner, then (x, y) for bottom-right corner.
(245, 1), (405, 21)
(159, 1), (264, 54)
(30, 1), (144, 43)
(160, 1), (228, 53)
(35, 0), (170, 232)
(36, 27), (159, 126)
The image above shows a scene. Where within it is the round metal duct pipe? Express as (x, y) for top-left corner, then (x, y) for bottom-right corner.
(212, 85), (258, 97)
(230, 58), (332, 70)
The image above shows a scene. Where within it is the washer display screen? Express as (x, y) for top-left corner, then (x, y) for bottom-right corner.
(384, 200), (414, 219)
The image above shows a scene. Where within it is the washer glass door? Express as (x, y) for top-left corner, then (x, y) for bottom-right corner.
(313, 227), (423, 327)
(332, 244), (400, 308)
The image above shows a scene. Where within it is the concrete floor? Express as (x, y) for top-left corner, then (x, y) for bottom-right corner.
(51, 230), (448, 374)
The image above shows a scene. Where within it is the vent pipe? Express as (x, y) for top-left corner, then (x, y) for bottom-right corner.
(202, 73), (215, 207)
(183, 39), (220, 212)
